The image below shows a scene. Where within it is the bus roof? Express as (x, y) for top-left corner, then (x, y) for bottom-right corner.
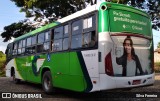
(14, 22), (59, 42)
(13, 2), (150, 42)
(13, 5), (97, 42)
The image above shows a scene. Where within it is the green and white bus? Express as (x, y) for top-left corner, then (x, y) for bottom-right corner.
(5, 2), (154, 93)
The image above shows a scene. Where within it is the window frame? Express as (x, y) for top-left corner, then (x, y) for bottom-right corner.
(37, 30), (51, 53)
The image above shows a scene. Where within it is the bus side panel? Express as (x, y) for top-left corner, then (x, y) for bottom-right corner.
(6, 59), (14, 77)
(49, 52), (70, 89)
(49, 52), (86, 92)
(6, 59), (24, 80)
(27, 55), (42, 83)
(81, 50), (100, 92)
(15, 57), (27, 81)
(15, 56), (41, 83)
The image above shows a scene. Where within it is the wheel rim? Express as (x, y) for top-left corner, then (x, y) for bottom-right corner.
(44, 76), (51, 90)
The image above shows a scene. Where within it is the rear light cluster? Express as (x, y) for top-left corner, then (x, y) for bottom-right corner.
(105, 51), (114, 76)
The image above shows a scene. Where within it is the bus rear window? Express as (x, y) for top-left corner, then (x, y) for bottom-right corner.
(111, 36), (151, 47)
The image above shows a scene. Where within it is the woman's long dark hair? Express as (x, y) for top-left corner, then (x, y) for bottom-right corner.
(123, 36), (136, 60)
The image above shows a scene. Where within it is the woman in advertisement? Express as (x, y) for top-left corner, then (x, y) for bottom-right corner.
(116, 36), (144, 76)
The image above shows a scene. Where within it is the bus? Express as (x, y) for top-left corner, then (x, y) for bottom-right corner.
(5, 2), (154, 93)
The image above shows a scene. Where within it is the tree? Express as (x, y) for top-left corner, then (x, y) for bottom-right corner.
(128, 0), (160, 30)
(0, 51), (3, 58)
(1, 20), (35, 42)
(11, 0), (95, 22)
(1, 0), (160, 42)
(10, 0), (160, 30)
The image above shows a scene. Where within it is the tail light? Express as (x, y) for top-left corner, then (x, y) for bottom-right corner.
(105, 51), (114, 76)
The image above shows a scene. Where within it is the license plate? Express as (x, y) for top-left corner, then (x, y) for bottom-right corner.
(132, 80), (141, 85)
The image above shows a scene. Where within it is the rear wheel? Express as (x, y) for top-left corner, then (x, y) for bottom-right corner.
(42, 71), (54, 94)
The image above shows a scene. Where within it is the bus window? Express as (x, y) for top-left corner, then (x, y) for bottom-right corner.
(13, 43), (17, 55)
(18, 40), (22, 49)
(53, 39), (62, 51)
(32, 35), (37, 45)
(22, 39), (26, 47)
(26, 47), (33, 54)
(63, 38), (69, 50)
(54, 27), (63, 39)
(38, 33), (45, 44)
(45, 31), (50, 42)
(52, 27), (64, 52)
(6, 43), (13, 60)
(44, 31), (51, 52)
(17, 49), (21, 55)
(62, 24), (69, 50)
(21, 48), (25, 54)
(83, 31), (96, 48)
(37, 44), (44, 53)
(71, 34), (82, 49)
(12, 50), (17, 56)
(21, 39), (26, 54)
(37, 33), (45, 53)
(32, 46), (36, 53)
(71, 20), (82, 49)
(44, 42), (50, 52)
(26, 37), (31, 46)
(72, 20), (82, 35)
(83, 32), (91, 47)
(83, 15), (96, 32)
(13, 42), (17, 50)
(64, 25), (69, 37)
(26, 37), (32, 54)
(17, 40), (22, 55)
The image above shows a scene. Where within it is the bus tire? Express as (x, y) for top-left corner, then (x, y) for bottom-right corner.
(42, 71), (54, 94)
(12, 69), (20, 84)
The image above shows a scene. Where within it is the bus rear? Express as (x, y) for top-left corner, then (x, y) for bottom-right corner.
(97, 2), (154, 91)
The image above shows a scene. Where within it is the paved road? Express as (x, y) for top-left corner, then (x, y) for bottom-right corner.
(0, 74), (160, 101)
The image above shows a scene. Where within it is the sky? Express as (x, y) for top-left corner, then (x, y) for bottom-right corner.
(0, 0), (25, 53)
(0, 0), (160, 53)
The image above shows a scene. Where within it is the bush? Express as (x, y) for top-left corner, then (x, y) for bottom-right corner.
(0, 55), (6, 77)
(154, 62), (160, 73)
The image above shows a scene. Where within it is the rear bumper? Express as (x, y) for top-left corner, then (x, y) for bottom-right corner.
(91, 73), (155, 92)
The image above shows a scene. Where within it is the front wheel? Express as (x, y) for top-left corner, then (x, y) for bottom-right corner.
(42, 71), (54, 94)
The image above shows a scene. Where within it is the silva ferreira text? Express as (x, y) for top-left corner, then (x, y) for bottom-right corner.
(136, 93), (158, 98)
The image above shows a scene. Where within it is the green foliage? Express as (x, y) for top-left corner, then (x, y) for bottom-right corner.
(10, 0), (160, 30)
(1, 0), (159, 42)
(0, 51), (6, 77)
(0, 20), (35, 42)
(111, 0), (128, 4)
(11, 0), (94, 22)
(155, 62), (160, 73)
